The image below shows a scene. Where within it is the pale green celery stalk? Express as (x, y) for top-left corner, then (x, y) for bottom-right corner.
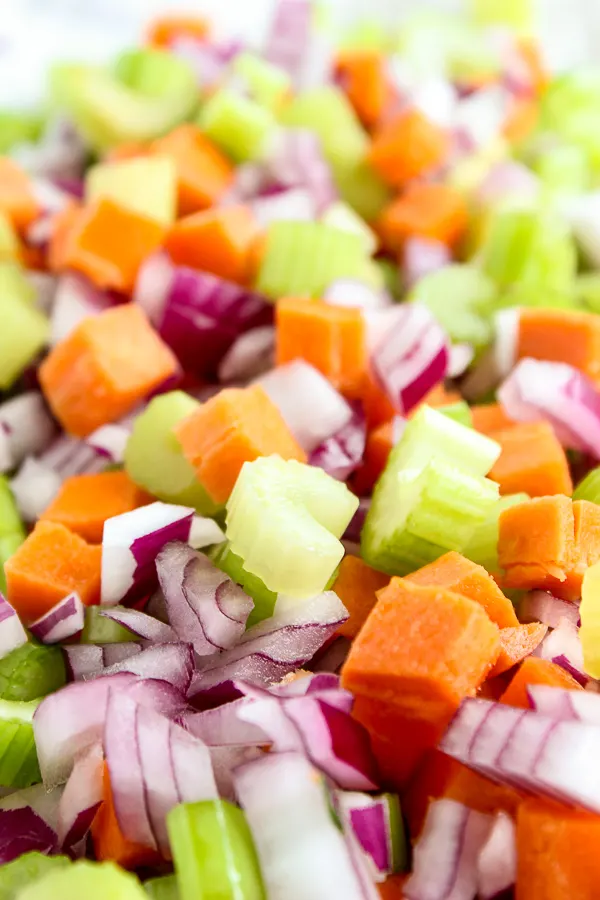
(574, 468), (600, 503)
(198, 90), (276, 162)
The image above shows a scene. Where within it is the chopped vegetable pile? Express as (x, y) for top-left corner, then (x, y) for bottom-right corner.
(3, 0), (600, 896)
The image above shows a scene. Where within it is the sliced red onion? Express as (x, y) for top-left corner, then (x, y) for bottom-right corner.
(101, 642), (196, 694)
(105, 689), (217, 856)
(405, 799), (492, 900)
(50, 272), (111, 346)
(266, 128), (338, 213)
(210, 745), (263, 803)
(63, 645), (105, 681)
(234, 751), (368, 900)
(258, 360), (352, 452)
(0, 783), (63, 831)
(10, 457), (62, 522)
(134, 252), (175, 326)
(0, 807), (58, 862)
(181, 698), (270, 747)
(85, 423), (130, 465)
(477, 161), (540, 209)
(403, 238), (452, 290)
(156, 542), (253, 656)
(499, 357), (600, 457)
(170, 36), (236, 87)
(0, 391), (56, 471)
(263, 0), (312, 86)
(27, 271), (58, 313)
(250, 187), (316, 227)
(372, 304), (449, 415)
(337, 792), (395, 884)
(101, 502), (194, 607)
(455, 85), (511, 150)
(102, 643), (143, 668)
(343, 498), (371, 545)
(99, 607), (177, 643)
(57, 741), (103, 849)
(218, 325), (275, 384)
(519, 591), (580, 629)
(13, 117), (87, 182)
(324, 279), (392, 311)
(311, 635), (352, 673)
(29, 592), (84, 644)
(477, 811), (516, 900)
(0, 594), (27, 659)
(527, 684), (600, 724)
(189, 515), (226, 550)
(441, 696), (600, 812)
(536, 616), (587, 685)
(309, 403), (366, 480)
(448, 343), (475, 379)
(39, 433), (107, 480)
(461, 309), (519, 403)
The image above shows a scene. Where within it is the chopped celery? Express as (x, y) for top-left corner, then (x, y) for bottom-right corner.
(333, 158), (391, 223)
(386, 793), (409, 873)
(16, 860), (148, 900)
(124, 393), (222, 516)
(167, 800), (265, 900)
(580, 561), (600, 678)
(233, 53), (290, 112)
(85, 156), (177, 225)
(0, 477), (25, 539)
(256, 221), (368, 299)
(0, 111), (42, 153)
(574, 468), (600, 503)
(0, 534), (25, 595)
(533, 144), (590, 194)
(0, 699), (40, 788)
(437, 402), (473, 428)
(0, 264), (49, 389)
(575, 274), (600, 314)
(226, 456), (358, 597)
(470, 0), (532, 32)
(143, 876), (179, 900)
(463, 492), (529, 572)
(396, 11), (499, 82)
(81, 607), (135, 644)
(0, 852), (70, 900)
(409, 265), (497, 350)
(340, 20), (391, 52)
(541, 71), (600, 172)
(376, 258), (402, 300)
(0, 643), (66, 702)
(320, 202), (378, 256)
(211, 542), (276, 627)
(0, 214), (21, 263)
(198, 90), (276, 163)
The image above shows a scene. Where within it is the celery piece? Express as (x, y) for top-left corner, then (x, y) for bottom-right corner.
(470, 0), (532, 32)
(143, 875), (179, 900)
(0, 534), (24, 595)
(167, 800), (265, 900)
(533, 144), (590, 194)
(211, 542), (276, 627)
(340, 20), (391, 52)
(321, 202), (377, 256)
(575, 274), (600, 314)
(463, 492), (529, 572)
(16, 860), (148, 900)
(0, 111), (42, 154)
(409, 265), (497, 350)
(0, 852), (70, 900)
(233, 53), (290, 113)
(0, 264), (49, 389)
(0, 699), (40, 788)
(0, 643), (66, 702)
(256, 221), (367, 299)
(226, 456), (358, 597)
(199, 90), (276, 163)
(396, 11), (500, 82)
(386, 793), (408, 873)
(50, 49), (198, 152)
(0, 214), (21, 263)
(574, 468), (600, 503)
(81, 607), (135, 644)
(125, 392), (221, 517)
(333, 158), (391, 223)
(437, 402), (473, 428)
(0, 478), (25, 540)
(541, 71), (600, 172)
(86, 156), (177, 226)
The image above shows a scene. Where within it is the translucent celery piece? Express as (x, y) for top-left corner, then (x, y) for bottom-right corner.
(233, 53), (290, 112)
(51, 49), (198, 151)
(0, 214), (21, 263)
(86, 156), (177, 225)
(0, 699), (40, 788)
(0, 264), (49, 389)
(437, 402), (473, 428)
(580, 561), (600, 678)
(386, 793), (408, 873)
(576, 274), (600, 314)
(463, 492), (529, 572)
(0, 111), (42, 153)
(125, 392), (221, 516)
(211, 542), (276, 627)
(396, 11), (500, 82)
(574, 468), (600, 503)
(409, 265), (497, 350)
(198, 90), (276, 163)
(256, 222), (368, 299)
(167, 800), (265, 900)
(0, 477), (25, 540)
(0, 534), (25, 595)
(226, 456), (358, 597)
(333, 158), (391, 223)
(541, 71), (600, 172)
(341, 20), (391, 52)
(81, 607), (135, 644)
(16, 860), (148, 900)
(470, 0), (532, 31)
(0, 852), (70, 900)
(143, 876), (179, 900)
(0, 643), (66, 702)
(376, 258), (401, 300)
(533, 144), (590, 194)
(321, 202), (377, 256)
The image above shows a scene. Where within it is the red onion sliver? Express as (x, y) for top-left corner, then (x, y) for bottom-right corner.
(0, 594), (27, 659)
(266, 128), (337, 213)
(50, 272), (111, 346)
(536, 617), (587, 685)
(476, 811), (517, 900)
(263, 0), (312, 86)
(0, 391), (56, 470)
(134, 252), (175, 326)
(527, 684), (600, 724)
(519, 591), (580, 629)
(218, 325), (275, 384)
(9, 457), (62, 522)
(448, 343), (475, 379)
(101, 642), (196, 694)
(189, 515), (226, 550)
(250, 187), (316, 227)
(29, 592), (84, 644)
(98, 607), (177, 643)
(57, 742), (103, 849)
(403, 237), (451, 290)
(324, 279), (391, 311)
(336, 792), (393, 883)
(39, 433), (107, 480)
(309, 403), (366, 481)
(476, 161), (539, 209)
(102, 643), (143, 668)
(63, 645), (105, 682)
(0, 807), (58, 862)
(181, 698), (269, 747)
(85, 424), (130, 465)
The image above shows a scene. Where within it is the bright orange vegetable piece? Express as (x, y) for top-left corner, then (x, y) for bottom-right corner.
(164, 205), (257, 283)
(56, 197), (166, 293)
(332, 556), (389, 639)
(47, 203), (85, 272)
(368, 109), (450, 188)
(276, 298), (368, 397)
(471, 403), (514, 436)
(377, 874), (409, 899)
(404, 551), (520, 628)
(40, 471), (152, 543)
(39, 304), (179, 438)
(360, 367), (397, 429)
(335, 50), (394, 129)
(174, 384), (306, 504)
(489, 623), (549, 677)
(503, 96), (539, 143)
(517, 308), (600, 384)
(517, 37), (548, 95)
(0, 157), (40, 230)
(378, 182), (468, 252)
(4, 521), (102, 625)
(500, 656), (583, 708)
(152, 124), (234, 215)
(146, 14), (209, 48)
(104, 142), (149, 163)
(351, 418), (398, 496)
(488, 421), (573, 498)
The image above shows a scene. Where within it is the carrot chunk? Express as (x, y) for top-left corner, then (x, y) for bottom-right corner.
(490, 623), (549, 677)
(368, 109), (450, 188)
(0, 157), (40, 230)
(174, 384), (306, 504)
(351, 418), (399, 495)
(40, 471), (151, 543)
(4, 521), (102, 625)
(39, 304), (179, 438)
(146, 14), (209, 48)
(378, 183), (468, 252)
(499, 656), (583, 708)
(517, 308), (600, 383)
(471, 403), (514, 436)
(152, 124), (234, 215)
(332, 555), (389, 639)
(488, 421), (573, 498)
(165, 205), (257, 283)
(276, 298), (367, 396)
(336, 50), (394, 129)
(405, 551), (520, 628)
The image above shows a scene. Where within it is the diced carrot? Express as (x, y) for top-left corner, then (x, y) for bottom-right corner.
(276, 298), (368, 397)
(378, 183), (468, 252)
(92, 762), (161, 869)
(489, 623), (549, 677)
(335, 50), (394, 130)
(412, 383), (461, 412)
(517, 37), (548, 96)
(4, 521), (102, 625)
(146, 14), (209, 48)
(503, 96), (539, 143)
(361, 367), (397, 429)
(405, 551), (520, 628)
(368, 109), (450, 188)
(471, 403), (514, 436)
(332, 556), (389, 639)
(488, 421), (573, 498)
(378, 874), (409, 900)
(516, 799), (600, 900)
(19, 244), (45, 271)
(444, 764), (524, 819)
(40, 471), (152, 543)
(0, 157), (40, 231)
(174, 384), (306, 504)
(164, 205), (257, 284)
(517, 308), (600, 383)
(478, 672), (514, 701)
(500, 656), (583, 708)
(55, 197), (166, 293)
(152, 125), (234, 215)
(104, 142), (149, 163)
(351, 418), (398, 495)
(39, 304), (179, 437)
(47, 202), (85, 273)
